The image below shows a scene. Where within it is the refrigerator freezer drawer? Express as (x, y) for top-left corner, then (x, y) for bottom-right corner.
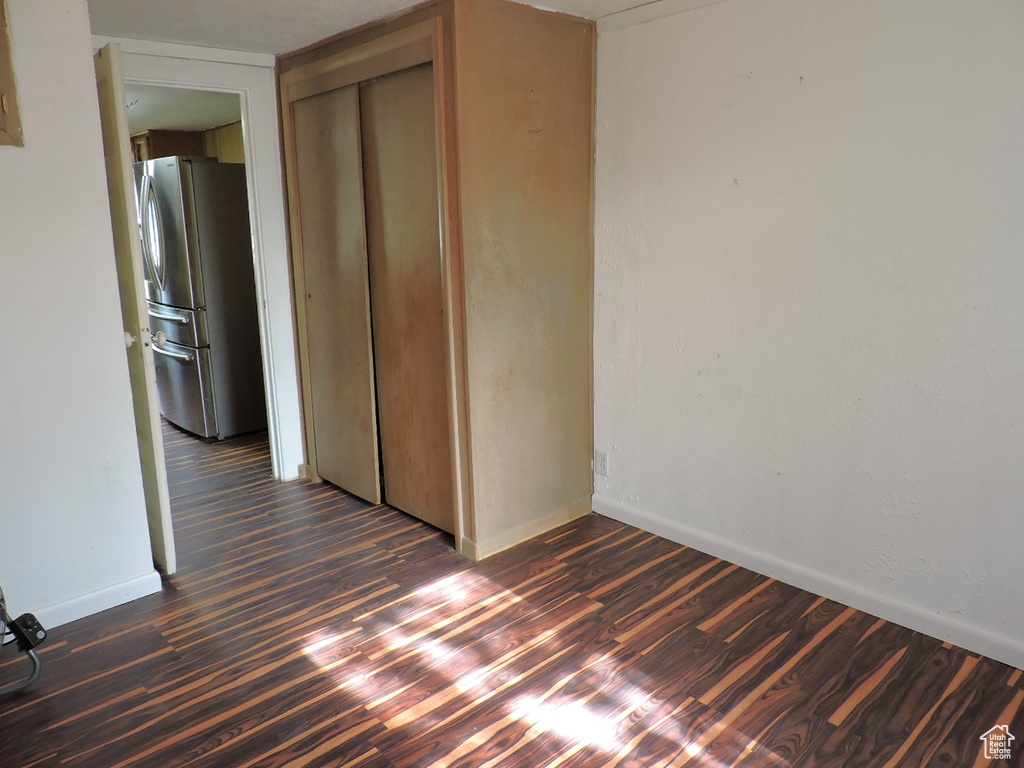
(148, 302), (210, 348)
(152, 340), (218, 439)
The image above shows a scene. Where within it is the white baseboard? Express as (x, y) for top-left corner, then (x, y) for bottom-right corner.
(593, 494), (1024, 670)
(33, 571), (163, 630)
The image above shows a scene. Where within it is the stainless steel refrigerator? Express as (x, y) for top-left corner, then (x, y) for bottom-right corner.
(135, 156), (266, 439)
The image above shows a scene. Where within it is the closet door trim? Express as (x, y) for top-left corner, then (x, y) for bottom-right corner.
(281, 21), (436, 103)
(280, 16), (470, 551)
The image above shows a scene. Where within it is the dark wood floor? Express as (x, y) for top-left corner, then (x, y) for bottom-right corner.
(2, 425), (1022, 767)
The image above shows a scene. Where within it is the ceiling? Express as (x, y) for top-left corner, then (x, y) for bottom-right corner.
(124, 85), (240, 133)
(87, 0), (644, 55)
(92, 0), (648, 137)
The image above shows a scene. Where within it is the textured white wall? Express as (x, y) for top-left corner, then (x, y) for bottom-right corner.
(0, 0), (159, 625)
(594, 0), (1024, 668)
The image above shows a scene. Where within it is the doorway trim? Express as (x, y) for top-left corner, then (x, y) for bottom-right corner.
(91, 35), (305, 481)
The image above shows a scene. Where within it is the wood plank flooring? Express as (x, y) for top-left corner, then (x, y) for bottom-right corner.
(1, 424), (1021, 767)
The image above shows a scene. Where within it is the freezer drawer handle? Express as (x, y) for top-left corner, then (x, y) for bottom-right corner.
(152, 344), (193, 363)
(148, 309), (189, 325)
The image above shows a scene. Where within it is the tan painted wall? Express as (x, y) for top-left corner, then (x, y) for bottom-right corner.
(455, 0), (595, 555)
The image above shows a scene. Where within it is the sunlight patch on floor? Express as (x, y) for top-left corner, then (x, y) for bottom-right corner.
(296, 569), (790, 767)
(512, 697), (622, 751)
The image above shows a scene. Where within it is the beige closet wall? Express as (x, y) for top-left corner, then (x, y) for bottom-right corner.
(455, 0), (595, 556)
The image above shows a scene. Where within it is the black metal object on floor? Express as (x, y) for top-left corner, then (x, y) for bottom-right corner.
(0, 585), (47, 696)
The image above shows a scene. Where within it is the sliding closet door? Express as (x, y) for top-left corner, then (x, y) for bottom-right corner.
(292, 85), (381, 503)
(360, 63), (454, 534)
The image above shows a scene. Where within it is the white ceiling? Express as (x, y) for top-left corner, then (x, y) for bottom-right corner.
(87, 0), (644, 55)
(124, 85), (240, 133)
(92, 0), (649, 136)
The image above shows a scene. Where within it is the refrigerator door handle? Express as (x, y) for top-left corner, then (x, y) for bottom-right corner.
(148, 308), (189, 325)
(139, 174), (156, 287)
(152, 343), (193, 363)
(140, 174), (167, 292)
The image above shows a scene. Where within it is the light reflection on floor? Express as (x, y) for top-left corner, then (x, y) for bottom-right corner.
(300, 568), (791, 767)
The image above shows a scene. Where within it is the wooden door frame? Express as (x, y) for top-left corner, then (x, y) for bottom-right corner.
(91, 35), (306, 482)
(280, 17), (471, 553)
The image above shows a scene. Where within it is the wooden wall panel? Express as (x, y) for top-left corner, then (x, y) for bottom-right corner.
(361, 63), (455, 534)
(291, 85), (381, 503)
(203, 121), (245, 164)
(131, 129), (206, 161)
(454, 0), (595, 556)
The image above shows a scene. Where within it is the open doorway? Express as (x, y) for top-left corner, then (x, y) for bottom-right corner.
(110, 39), (305, 485)
(127, 85), (266, 436)
(125, 83), (273, 495)
(93, 38), (305, 575)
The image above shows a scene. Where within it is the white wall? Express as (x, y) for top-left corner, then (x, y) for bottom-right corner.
(0, 0), (160, 625)
(594, 0), (1024, 668)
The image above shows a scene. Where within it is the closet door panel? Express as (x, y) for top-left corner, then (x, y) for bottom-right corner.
(293, 85), (381, 502)
(361, 63), (454, 533)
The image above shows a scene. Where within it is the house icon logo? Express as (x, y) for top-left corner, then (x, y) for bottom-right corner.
(980, 725), (1015, 760)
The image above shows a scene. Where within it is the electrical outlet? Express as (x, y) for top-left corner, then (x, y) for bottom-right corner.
(594, 450), (609, 477)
